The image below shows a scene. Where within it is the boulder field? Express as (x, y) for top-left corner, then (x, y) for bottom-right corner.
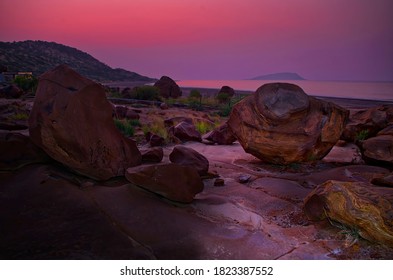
(1, 67), (393, 259)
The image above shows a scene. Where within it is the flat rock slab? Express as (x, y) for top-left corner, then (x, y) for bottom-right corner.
(2, 142), (393, 259)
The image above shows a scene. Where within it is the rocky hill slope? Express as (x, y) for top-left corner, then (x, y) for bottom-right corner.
(0, 40), (154, 82)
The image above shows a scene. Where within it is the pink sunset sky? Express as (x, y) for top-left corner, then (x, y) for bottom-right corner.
(1, 0), (392, 81)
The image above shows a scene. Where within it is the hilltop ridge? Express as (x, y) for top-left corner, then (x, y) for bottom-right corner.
(0, 40), (155, 82)
(250, 72), (305, 80)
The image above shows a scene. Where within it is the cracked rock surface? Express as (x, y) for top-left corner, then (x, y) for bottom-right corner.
(1, 142), (392, 259)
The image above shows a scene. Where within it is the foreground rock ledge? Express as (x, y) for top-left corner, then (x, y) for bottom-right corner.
(28, 65), (142, 180)
(304, 180), (393, 247)
(228, 83), (349, 164)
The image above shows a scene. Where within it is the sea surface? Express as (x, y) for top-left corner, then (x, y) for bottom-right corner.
(177, 80), (393, 101)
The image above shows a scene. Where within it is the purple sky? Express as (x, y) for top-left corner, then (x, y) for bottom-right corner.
(1, 0), (393, 81)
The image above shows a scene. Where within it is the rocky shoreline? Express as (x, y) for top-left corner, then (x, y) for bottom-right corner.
(1, 66), (393, 259)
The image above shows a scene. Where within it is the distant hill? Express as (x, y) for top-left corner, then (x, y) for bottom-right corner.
(0, 40), (155, 82)
(250, 72), (305, 80)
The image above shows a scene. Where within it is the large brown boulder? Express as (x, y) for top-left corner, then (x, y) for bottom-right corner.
(304, 180), (393, 247)
(154, 76), (182, 99)
(125, 163), (204, 203)
(169, 145), (209, 176)
(227, 83), (348, 164)
(341, 105), (393, 142)
(28, 65), (142, 180)
(362, 135), (393, 164)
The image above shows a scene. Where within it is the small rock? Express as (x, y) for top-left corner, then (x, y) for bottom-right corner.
(141, 147), (164, 163)
(160, 103), (169, 110)
(125, 109), (140, 120)
(172, 121), (202, 142)
(204, 123), (236, 145)
(169, 145), (209, 176)
(238, 174), (251, 183)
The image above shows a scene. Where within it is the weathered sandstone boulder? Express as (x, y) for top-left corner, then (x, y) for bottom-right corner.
(362, 135), (393, 164)
(341, 105), (393, 142)
(125, 163), (204, 203)
(227, 83), (349, 164)
(154, 76), (182, 99)
(169, 145), (209, 176)
(204, 123), (236, 145)
(304, 180), (393, 247)
(171, 121), (202, 142)
(28, 65), (141, 180)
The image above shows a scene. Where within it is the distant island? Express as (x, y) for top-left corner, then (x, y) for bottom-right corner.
(0, 40), (155, 82)
(250, 72), (305, 80)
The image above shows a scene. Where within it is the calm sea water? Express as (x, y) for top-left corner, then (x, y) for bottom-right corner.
(177, 80), (393, 101)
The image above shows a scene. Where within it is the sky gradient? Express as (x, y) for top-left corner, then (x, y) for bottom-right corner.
(1, 0), (393, 81)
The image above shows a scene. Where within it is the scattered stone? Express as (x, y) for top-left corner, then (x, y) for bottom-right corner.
(125, 163), (204, 203)
(204, 123), (236, 145)
(304, 180), (393, 247)
(160, 102), (169, 110)
(217, 85), (235, 97)
(362, 135), (393, 164)
(171, 121), (202, 142)
(169, 145), (209, 176)
(214, 178), (225, 186)
(322, 143), (364, 164)
(154, 76), (182, 99)
(164, 117), (193, 128)
(125, 109), (140, 120)
(145, 132), (165, 147)
(28, 65), (142, 180)
(238, 174), (251, 183)
(0, 85), (23, 99)
(227, 83), (348, 164)
(341, 105), (393, 142)
(140, 147), (164, 163)
(114, 105), (128, 119)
